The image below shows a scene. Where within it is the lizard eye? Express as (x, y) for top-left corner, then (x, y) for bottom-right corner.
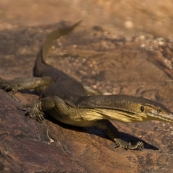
(157, 109), (161, 113)
(140, 106), (144, 112)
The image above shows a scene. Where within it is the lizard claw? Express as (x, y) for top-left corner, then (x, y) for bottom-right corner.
(114, 138), (144, 150)
(25, 105), (44, 123)
(17, 104), (31, 111)
(128, 141), (144, 151)
(136, 141), (144, 151)
(4, 86), (17, 93)
(114, 142), (120, 148)
(18, 103), (44, 123)
(26, 111), (44, 123)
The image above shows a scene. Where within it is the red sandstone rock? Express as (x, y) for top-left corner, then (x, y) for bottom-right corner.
(1, 23), (173, 172)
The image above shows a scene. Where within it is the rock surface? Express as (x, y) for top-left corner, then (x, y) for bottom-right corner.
(1, 22), (173, 173)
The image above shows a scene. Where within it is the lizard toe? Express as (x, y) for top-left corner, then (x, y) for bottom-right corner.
(25, 105), (44, 123)
(128, 141), (144, 151)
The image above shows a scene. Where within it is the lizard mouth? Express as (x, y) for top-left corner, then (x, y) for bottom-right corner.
(91, 107), (173, 123)
(92, 108), (144, 123)
(146, 112), (173, 122)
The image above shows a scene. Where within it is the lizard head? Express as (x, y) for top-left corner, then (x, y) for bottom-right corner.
(77, 95), (173, 123)
(123, 99), (173, 122)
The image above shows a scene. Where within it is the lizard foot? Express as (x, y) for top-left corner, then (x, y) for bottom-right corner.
(0, 79), (18, 93)
(0, 78), (20, 101)
(114, 139), (144, 151)
(128, 141), (144, 151)
(24, 103), (44, 123)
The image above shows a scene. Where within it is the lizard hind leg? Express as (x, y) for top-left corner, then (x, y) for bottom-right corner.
(25, 96), (64, 123)
(93, 120), (144, 150)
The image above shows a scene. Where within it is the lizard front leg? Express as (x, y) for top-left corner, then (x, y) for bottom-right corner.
(0, 76), (52, 94)
(93, 120), (144, 150)
(25, 96), (69, 122)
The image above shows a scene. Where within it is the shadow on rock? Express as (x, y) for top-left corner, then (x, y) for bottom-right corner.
(46, 114), (158, 150)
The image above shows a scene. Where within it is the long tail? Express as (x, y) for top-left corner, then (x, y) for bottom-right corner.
(33, 20), (82, 77)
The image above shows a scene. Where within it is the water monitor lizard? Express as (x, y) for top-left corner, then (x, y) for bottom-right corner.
(0, 21), (173, 150)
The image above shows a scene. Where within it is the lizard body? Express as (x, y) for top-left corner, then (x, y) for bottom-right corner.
(1, 21), (173, 150)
